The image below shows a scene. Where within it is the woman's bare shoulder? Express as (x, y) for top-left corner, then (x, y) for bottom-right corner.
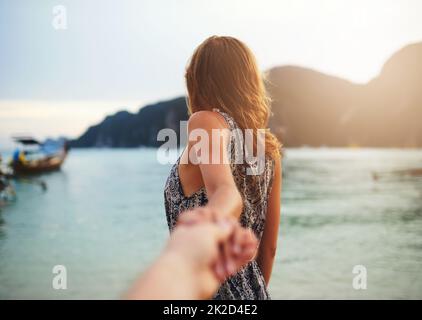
(188, 110), (228, 131)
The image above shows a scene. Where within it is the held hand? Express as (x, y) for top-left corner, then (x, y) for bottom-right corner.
(178, 207), (258, 279)
(166, 219), (258, 299)
(177, 206), (218, 225)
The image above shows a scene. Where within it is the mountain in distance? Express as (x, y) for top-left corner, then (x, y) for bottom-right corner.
(71, 97), (188, 148)
(267, 42), (422, 147)
(71, 42), (422, 148)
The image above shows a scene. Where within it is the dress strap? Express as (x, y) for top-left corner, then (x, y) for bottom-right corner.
(212, 108), (237, 130)
(212, 108), (244, 165)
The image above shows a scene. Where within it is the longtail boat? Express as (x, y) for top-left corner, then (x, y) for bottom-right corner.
(10, 137), (69, 175)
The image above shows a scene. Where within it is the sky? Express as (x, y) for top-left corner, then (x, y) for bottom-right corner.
(1, 0), (422, 147)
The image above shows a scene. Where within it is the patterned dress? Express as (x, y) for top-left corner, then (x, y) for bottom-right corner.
(164, 109), (275, 300)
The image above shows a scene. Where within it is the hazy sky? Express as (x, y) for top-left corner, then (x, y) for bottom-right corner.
(1, 0), (422, 146)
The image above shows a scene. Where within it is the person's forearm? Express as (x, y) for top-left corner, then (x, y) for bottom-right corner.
(125, 251), (197, 300)
(256, 246), (276, 285)
(207, 185), (243, 219)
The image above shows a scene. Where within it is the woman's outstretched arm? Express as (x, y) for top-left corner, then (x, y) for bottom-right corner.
(180, 111), (243, 222)
(256, 155), (282, 285)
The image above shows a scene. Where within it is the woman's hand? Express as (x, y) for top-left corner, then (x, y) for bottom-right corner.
(178, 208), (258, 280)
(166, 219), (257, 298)
(177, 206), (218, 225)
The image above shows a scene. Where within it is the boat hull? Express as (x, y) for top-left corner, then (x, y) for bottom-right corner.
(11, 152), (67, 175)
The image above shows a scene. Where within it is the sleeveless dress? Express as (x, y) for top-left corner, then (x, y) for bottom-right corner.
(164, 109), (275, 300)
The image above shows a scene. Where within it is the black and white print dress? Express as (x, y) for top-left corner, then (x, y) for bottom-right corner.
(164, 109), (275, 300)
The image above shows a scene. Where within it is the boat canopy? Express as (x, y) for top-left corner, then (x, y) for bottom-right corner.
(12, 136), (41, 145)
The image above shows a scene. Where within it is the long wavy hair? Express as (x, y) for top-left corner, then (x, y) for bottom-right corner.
(185, 35), (281, 160)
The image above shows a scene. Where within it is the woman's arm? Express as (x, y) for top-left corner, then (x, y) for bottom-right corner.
(184, 111), (243, 220)
(256, 155), (282, 285)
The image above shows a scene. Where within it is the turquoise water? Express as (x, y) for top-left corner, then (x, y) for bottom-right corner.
(0, 148), (421, 299)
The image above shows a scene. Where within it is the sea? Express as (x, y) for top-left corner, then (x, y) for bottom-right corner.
(0, 148), (421, 299)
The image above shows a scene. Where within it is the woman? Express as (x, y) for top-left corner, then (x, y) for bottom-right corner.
(164, 36), (282, 300)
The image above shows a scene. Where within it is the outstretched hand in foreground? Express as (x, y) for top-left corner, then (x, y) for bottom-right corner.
(125, 216), (257, 299)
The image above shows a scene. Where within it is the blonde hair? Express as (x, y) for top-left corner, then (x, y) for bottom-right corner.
(185, 35), (281, 160)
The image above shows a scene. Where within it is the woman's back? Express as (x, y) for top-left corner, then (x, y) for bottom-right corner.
(164, 109), (275, 299)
